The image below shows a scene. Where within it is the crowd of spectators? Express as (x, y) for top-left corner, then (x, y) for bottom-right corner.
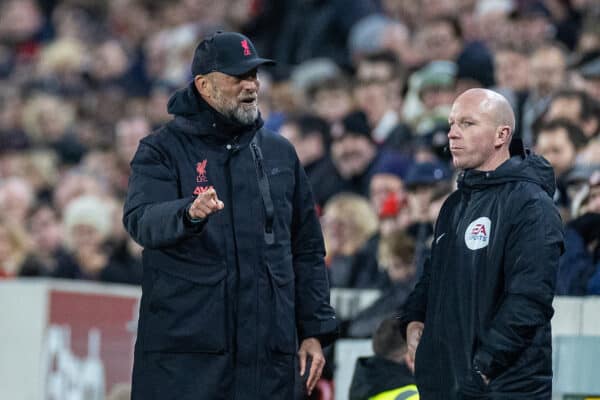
(1, 0), (600, 345)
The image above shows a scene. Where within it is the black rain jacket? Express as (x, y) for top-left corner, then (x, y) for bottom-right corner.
(400, 151), (564, 399)
(123, 83), (337, 400)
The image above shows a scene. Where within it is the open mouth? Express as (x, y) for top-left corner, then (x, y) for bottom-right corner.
(240, 97), (257, 104)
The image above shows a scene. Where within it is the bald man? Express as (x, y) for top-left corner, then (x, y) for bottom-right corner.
(399, 89), (564, 399)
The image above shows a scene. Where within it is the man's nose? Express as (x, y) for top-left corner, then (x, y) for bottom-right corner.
(242, 77), (259, 91)
(448, 125), (459, 139)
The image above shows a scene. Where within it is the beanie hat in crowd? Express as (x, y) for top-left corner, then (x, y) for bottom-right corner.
(416, 60), (457, 95)
(340, 110), (372, 140)
(372, 152), (413, 180)
(404, 161), (452, 189)
(63, 195), (113, 248)
(456, 42), (495, 88)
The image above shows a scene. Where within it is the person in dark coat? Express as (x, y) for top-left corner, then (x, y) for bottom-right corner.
(123, 32), (337, 400)
(310, 110), (382, 206)
(349, 317), (418, 400)
(399, 89), (564, 399)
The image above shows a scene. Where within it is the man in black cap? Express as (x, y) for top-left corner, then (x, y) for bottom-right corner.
(123, 31), (337, 400)
(309, 110), (382, 207)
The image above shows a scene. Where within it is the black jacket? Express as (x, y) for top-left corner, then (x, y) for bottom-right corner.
(123, 83), (337, 400)
(399, 152), (564, 399)
(349, 355), (417, 400)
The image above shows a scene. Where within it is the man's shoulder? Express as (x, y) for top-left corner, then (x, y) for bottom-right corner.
(258, 127), (292, 146)
(506, 179), (555, 208)
(140, 124), (174, 147)
(257, 128), (296, 157)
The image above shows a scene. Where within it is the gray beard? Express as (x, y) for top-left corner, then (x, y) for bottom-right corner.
(212, 87), (258, 125)
(229, 104), (258, 125)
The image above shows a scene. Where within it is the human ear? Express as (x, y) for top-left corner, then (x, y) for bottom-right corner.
(495, 126), (511, 147)
(194, 75), (210, 97)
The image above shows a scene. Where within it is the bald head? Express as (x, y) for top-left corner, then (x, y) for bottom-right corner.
(448, 89), (516, 171)
(457, 88), (515, 133)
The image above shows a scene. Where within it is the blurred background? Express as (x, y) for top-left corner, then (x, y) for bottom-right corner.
(1, 0), (600, 399)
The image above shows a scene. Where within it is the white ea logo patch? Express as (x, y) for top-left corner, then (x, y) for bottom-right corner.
(464, 217), (491, 250)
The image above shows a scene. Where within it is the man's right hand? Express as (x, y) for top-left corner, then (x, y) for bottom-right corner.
(188, 188), (224, 219)
(406, 321), (424, 365)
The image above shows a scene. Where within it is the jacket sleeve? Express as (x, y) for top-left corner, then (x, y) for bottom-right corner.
(474, 195), (564, 379)
(398, 255), (430, 340)
(291, 157), (338, 347)
(123, 141), (205, 249)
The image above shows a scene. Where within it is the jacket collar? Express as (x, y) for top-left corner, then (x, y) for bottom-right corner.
(166, 82), (264, 147)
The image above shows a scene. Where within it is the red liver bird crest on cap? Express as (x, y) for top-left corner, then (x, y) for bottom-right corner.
(241, 40), (251, 56)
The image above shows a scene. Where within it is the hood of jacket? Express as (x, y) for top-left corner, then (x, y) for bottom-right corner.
(457, 150), (556, 198)
(166, 82), (264, 145)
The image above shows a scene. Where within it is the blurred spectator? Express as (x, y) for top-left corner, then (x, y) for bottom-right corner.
(411, 122), (451, 163)
(348, 14), (417, 68)
(349, 317), (417, 400)
(146, 84), (174, 129)
(52, 171), (106, 213)
(543, 89), (600, 140)
(311, 111), (381, 206)
(353, 51), (413, 150)
(54, 194), (139, 284)
(19, 203), (66, 277)
(404, 161), (453, 265)
(521, 42), (568, 146)
(508, 0), (556, 51)
(558, 170), (600, 295)
(321, 193), (379, 288)
(534, 119), (588, 211)
(0, 176), (35, 225)
(291, 57), (342, 107)
(0, 214), (31, 278)
(21, 93), (86, 164)
(36, 37), (87, 96)
(369, 153), (412, 223)
(578, 56), (600, 102)
(273, 0), (377, 70)
(455, 41), (495, 93)
(415, 16), (463, 64)
(493, 44), (530, 103)
(279, 113), (331, 193)
(409, 60), (457, 135)
(347, 231), (418, 338)
(0, 0), (45, 47)
(306, 76), (355, 124)
(0, 86), (29, 152)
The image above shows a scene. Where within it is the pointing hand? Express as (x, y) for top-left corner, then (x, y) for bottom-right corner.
(188, 188), (224, 219)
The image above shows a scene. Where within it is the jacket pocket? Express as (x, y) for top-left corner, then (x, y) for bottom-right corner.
(266, 254), (296, 354)
(143, 262), (227, 353)
(268, 167), (294, 204)
(460, 368), (490, 397)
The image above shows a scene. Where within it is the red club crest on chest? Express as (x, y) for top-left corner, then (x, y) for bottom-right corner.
(196, 160), (208, 182)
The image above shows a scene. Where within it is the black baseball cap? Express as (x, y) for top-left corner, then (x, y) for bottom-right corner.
(191, 31), (275, 77)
